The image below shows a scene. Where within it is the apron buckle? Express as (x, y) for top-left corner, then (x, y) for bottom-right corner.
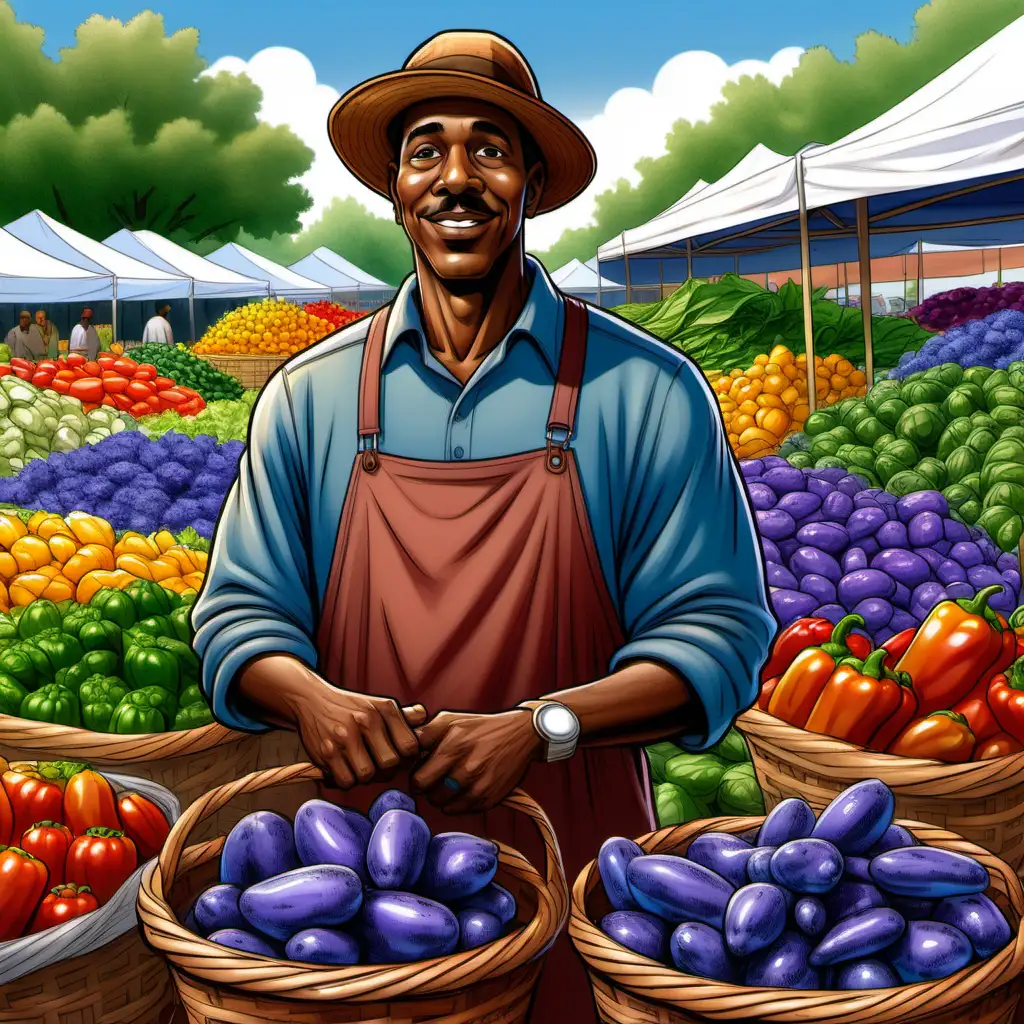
(545, 427), (570, 475)
(361, 433), (380, 473)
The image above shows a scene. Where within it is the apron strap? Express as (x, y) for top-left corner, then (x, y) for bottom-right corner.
(358, 305), (390, 449)
(545, 295), (589, 475)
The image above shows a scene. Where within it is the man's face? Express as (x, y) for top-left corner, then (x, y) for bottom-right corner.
(18, 313), (30, 329)
(34, 312), (45, 328)
(160, 305), (171, 318)
(389, 100), (545, 281)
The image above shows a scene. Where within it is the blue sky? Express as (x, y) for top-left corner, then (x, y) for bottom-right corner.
(18, 0), (926, 117)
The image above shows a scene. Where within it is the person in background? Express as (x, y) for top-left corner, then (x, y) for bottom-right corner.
(69, 308), (100, 361)
(34, 310), (59, 358)
(5, 310), (46, 360)
(142, 302), (174, 345)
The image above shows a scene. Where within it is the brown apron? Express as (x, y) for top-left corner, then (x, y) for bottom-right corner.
(316, 295), (653, 1022)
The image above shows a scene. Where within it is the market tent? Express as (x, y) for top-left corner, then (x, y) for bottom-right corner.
(0, 229), (113, 303)
(289, 248), (393, 309)
(551, 258), (621, 291)
(206, 243), (328, 301)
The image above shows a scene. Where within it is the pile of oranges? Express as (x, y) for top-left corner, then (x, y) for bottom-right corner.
(192, 299), (335, 357)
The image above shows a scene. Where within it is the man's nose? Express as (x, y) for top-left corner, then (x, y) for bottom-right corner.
(434, 145), (483, 196)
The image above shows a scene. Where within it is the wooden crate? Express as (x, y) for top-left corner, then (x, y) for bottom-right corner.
(195, 354), (289, 390)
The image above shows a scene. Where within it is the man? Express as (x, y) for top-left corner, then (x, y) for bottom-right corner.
(193, 30), (773, 1020)
(142, 302), (174, 345)
(34, 310), (59, 358)
(5, 310), (45, 360)
(69, 308), (100, 361)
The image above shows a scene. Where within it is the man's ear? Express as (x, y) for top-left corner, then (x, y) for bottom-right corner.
(387, 162), (402, 226)
(524, 163), (546, 219)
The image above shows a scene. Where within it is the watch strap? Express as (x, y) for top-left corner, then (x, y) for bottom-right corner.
(518, 700), (580, 763)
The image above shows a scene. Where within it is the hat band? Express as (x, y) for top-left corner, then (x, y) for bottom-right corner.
(412, 54), (538, 96)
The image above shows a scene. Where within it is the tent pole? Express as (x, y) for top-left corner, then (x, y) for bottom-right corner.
(844, 262), (849, 306)
(796, 151), (817, 414)
(998, 248), (1004, 286)
(686, 238), (693, 281)
(856, 198), (874, 387)
(596, 250), (603, 308)
(188, 280), (195, 344)
(917, 240), (924, 305)
(111, 278), (118, 347)
(734, 254), (739, 277)
(621, 233), (632, 304)
(658, 259), (664, 300)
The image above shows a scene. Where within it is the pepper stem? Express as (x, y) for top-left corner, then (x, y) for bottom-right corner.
(83, 826), (124, 838)
(930, 710), (971, 728)
(821, 614), (866, 658)
(860, 649), (889, 680)
(29, 821), (64, 831)
(958, 585), (1004, 626)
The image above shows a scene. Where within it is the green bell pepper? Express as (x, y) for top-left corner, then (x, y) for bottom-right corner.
(0, 641), (51, 689)
(79, 619), (122, 656)
(155, 636), (199, 688)
(58, 650), (121, 694)
(110, 686), (175, 733)
(28, 629), (84, 674)
(170, 606), (192, 644)
(174, 702), (214, 730)
(55, 599), (75, 617)
(17, 599), (63, 641)
(20, 683), (79, 726)
(0, 672), (27, 715)
(123, 633), (180, 693)
(0, 613), (18, 644)
(90, 588), (137, 631)
(177, 683), (204, 708)
(125, 579), (172, 619)
(129, 616), (176, 640)
(79, 675), (129, 732)
(60, 605), (102, 642)
(178, 590), (197, 609)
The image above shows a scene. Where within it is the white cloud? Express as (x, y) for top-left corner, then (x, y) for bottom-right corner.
(204, 44), (804, 254)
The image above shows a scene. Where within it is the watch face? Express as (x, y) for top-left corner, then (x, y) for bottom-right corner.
(537, 703), (578, 741)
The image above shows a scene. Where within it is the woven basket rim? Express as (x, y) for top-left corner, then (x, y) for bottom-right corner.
(138, 761), (569, 1003)
(568, 814), (1024, 1022)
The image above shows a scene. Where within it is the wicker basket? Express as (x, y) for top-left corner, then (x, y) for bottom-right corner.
(138, 762), (568, 1024)
(570, 815), (1024, 1024)
(737, 708), (1024, 872)
(0, 717), (260, 842)
(195, 354), (288, 390)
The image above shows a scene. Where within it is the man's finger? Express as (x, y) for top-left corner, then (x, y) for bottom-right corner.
(324, 751), (355, 790)
(341, 732), (376, 783)
(415, 716), (449, 751)
(363, 714), (402, 772)
(380, 702), (420, 759)
(402, 704), (428, 727)
(411, 745), (457, 793)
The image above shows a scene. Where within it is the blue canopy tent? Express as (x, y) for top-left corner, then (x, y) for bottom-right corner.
(289, 248), (395, 310)
(206, 243), (329, 303)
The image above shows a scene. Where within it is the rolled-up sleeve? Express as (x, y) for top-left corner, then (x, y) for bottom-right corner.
(192, 370), (317, 732)
(609, 360), (775, 751)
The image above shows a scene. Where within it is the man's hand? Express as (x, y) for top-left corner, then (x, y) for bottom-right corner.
(411, 710), (542, 814)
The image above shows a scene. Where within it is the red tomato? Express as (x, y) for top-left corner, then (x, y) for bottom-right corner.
(69, 379), (105, 403)
(101, 395), (116, 407)
(125, 380), (155, 402)
(178, 397), (204, 416)
(111, 393), (133, 412)
(36, 360), (60, 374)
(31, 372), (53, 388)
(0, 366), (14, 378)
(49, 379), (70, 394)
(157, 389), (186, 406)
(82, 402), (100, 412)
(97, 355), (116, 370)
(66, 353), (86, 368)
(102, 375), (129, 394)
(65, 828), (137, 905)
(82, 361), (101, 377)
(128, 401), (152, 419)
(153, 376), (175, 391)
(145, 395), (163, 410)
(55, 369), (76, 383)
(72, 366), (89, 379)
(135, 363), (159, 379)
(14, 368), (32, 381)
(112, 358), (138, 376)
(10, 358), (33, 371)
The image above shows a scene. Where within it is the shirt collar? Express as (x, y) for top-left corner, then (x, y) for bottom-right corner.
(381, 254), (563, 376)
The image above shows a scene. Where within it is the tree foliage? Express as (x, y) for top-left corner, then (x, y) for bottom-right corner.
(0, 4), (312, 244)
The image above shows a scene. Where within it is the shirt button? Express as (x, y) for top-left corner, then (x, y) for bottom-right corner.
(453, 446), (465, 459)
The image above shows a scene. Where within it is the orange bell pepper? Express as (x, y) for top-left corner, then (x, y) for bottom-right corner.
(887, 711), (976, 763)
(116, 792), (170, 860)
(989, 659), (1024, 745)
(867, 672), (918, 752)
(758, 676), (782, 711)
(975, 731), (1024, 760)
(953, 674), (1002, 744)
(0, 847), (50, 939)
(63, 769), (119, 837)
(2, 766), (64, 842)
(20, 821), (72, 882)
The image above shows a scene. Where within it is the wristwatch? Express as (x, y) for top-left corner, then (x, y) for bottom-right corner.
(519, 700), (581, 762)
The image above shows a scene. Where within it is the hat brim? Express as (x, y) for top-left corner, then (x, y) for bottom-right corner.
(327, 70), (596, 215)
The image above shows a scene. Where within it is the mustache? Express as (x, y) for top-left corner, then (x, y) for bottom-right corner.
(424, 196), (494, 217)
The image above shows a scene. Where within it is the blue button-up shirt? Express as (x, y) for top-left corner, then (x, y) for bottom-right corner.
(192, 257), (774, 750)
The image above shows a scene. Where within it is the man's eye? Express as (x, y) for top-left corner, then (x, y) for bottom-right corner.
(411, 145), (439, 160)
(479, 146), (504, 159)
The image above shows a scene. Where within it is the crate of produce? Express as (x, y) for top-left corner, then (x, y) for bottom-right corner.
(0, 763), (180, 1024)
(194, 354), (288, 391)
(570, 779), (1024, 1024)
(138, 762), (567, 1024)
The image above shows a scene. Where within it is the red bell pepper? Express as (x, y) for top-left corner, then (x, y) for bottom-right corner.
(2, 766), (64, 842)
(116, 792), (170, 860)
(758, 676), (782, 711)
(761, 616), (870, 683)
(881, 629), (916, 672)
(887, 711), (976, 763)
(975, 731), (1024, 760)
(989, 659), (1024, 744)
(66, 827), (137, 904)
(28, 883), (99, 933)
(953, 675), (1001, 743)
(0, 847), (50, 939)
(0, 779), (10, 847)
(20, 821), (72, 882)
(63, 769), (119, 837)
(867, 671), (917, 752)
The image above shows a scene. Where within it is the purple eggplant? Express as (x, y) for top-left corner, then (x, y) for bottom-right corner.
(669, 921), (737, 982)
(771, 589), (818, 623)
(791, 547), (842, 584)
(895, 491), (948, 522)
(418, 832), (498, 903)
(458, 909), (506, 951)
(293, 800), (372, 882)
(869, 825), (918, 856)
(687, 833), (756, 888)
(889, 921), (973, 983)
(368, 789), (416, 824)
(824, 882), (888, 923)
(794, 897), (827, 937)
(724, 884), (788, 956)
(240, 864), (364, 941)
(869, 847), (989, 898)
(285, 927), (360, 964)
(809, 907), (906, 966)
(835, 959), (900, 989)
(757, 509), (796, 541)
(933, 893), (1012, 959)
(367, 810), (431, 889)
(767, 562), (799, 589)
(220, 812), (299, 888)
(745, 931), (820, 989)
(823, 492), (855, 522)
(627, 855), (734, 928)
(455, 882), (517, 926)
(599, 836), (644, 912)
(208, 928), (281, 957)
(844, 857), (873, 883)
(748, 483), (778, 511)
(356, 891), (459, 963)
(758, 798), (816, 847)
(876, 522), (909, 550)
(193, 884), (246, 936)
(763, 466), (807, 495)
(847, 507), (887, 541)
(908, 511), (944, 547)
(795, 523), (849, 555)
(601, 910), (670, 962)
(811, 780), (894, 855)
(871, 550), (931, 588)
(800, 574), (837, 604)
(770, 840), (843, 894)
(747, 847), (777, 884)
(838, 570), (895, 609)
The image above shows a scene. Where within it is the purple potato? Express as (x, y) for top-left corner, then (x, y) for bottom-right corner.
(869, 847), (989, 898)
(761, 538), (782, 564)
(967, 564), (1003, 590)
(892, 582), (911, 610)
(809, 907), (906, 966)
(763, 466), (808, 495)
(208, 928), (281, 957)
(739, 828), (762, 844)
(874, 627), (895, 645)
(745, 931), (820, 988)
(796, 522), (849, 555)
(356, 891), (459, 963)
(908, 511), (944, 547)
(838, 475), (865, 496)
(824, 882), (888, 922)
(997, 552), (1019, 573)
(741, 459), (765, 479)
(890, 609), (918, 631)
(815, 603), (848, 625)
(871, 550), (931, 588)
(802, 514), (828, 529)
(687, 833), (756, 888)
(778, 539), (802, 562)
(458, 909), (506, 951)
(933, 893), (1012, 959)
(875, 491), (898, 507)
(778, 492), (823, 520)
(887, 895), (936, 921)
(758, 799), (816, 847)
(854, 495), (882, 510)
(598, 837), (644, 912)
(859, 488), (883, 499)
(293, 800), (372, 882)
(800, 574), (837, 604)
(240, 864), (364, 941)
(915, 547), (945, 571)
(770, 840), (844, 894)
(944, 582), (974, 602)
(758, 509), (796, 541)
(882, 503), (901, 522)
(601, 910), (669, 961)
(812, 467), (848, 483)
(767, 562), (799, 589)
(992, 583), (1018, 615)
(419, 833), (498, 903)
(806, 476), (836, 499)
(847, 507), (888, 541)
(842, 548), (868, 573)
(220, 812), (299, 888)
(933, 539), (952, 556)
(852, 598), (893, 632)
(944, 518), (971, 543)
(889, 921), (973, 982)
(844, 857), (873, 883)
(823, 491), (855, 522)
(838, 570), (895, 609)
(368, 789), (416, 824)
(812, 780), (894, 855)
(937, 559), (967, 584)
(670, 921), (737, 982)
(951, 541), (984, 567)
(869, 825), (918, 855)
(794, 897), (827, 937)
(455, 882), (517, 926)
(367, 810), (431, 889)
(725, 883), (788, 957)
(762, 456), (791, 470)
(791, 547), (842, 583)
(748, 483), (778, 511)
(194, 884), (245, 936)
(771, 589), (819, 624)
(876, 521), (909, 550)
(627, 855), (734, 927)
(285, 927), (360, 964)
(911, 582), (947, 620)
(860, 537), (881, 558)
(895, 491), (949, 522)
(836, 959), (900, 989)
(746, 847), (776, 884)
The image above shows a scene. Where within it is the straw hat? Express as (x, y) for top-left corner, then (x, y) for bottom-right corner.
(328, 30), (597, 215)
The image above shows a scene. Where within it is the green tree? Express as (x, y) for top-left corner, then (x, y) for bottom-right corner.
(537, 0), (1023, 269)
(0, 4), (313, 243)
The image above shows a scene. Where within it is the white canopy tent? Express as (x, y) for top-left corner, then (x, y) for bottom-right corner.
(550, 258), (625, 303)
(4, 211), (189, 342)
(207, 243), (328, 302)
(104, 229), (270, 341)
(289, 248), (394, 308)
(0, 229), (114, 303)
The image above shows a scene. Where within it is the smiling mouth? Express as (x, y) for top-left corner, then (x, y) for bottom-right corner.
(426, 208), (494, 230)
